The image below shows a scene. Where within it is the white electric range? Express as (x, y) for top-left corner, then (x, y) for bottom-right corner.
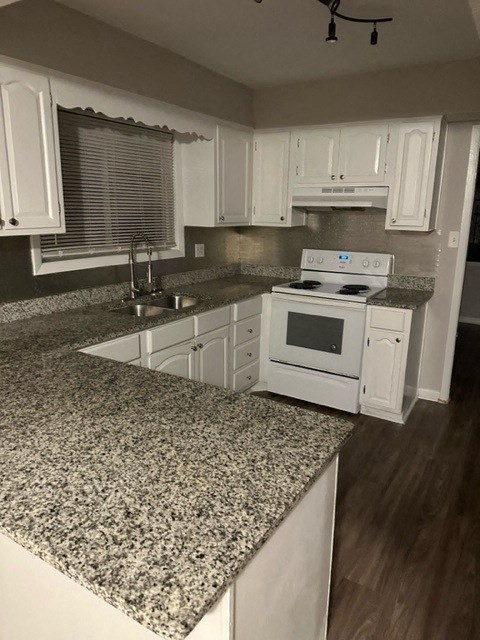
(268, 249), (394, 413)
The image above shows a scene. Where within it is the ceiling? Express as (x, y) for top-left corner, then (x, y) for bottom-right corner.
(56, 0), (480, 87)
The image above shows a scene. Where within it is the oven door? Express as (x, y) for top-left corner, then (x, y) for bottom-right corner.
(269, 293), (366, 378)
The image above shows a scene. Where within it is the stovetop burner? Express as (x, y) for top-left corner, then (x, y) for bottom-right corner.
(342, 284), (370, 291)
(289, 280), (322, 290)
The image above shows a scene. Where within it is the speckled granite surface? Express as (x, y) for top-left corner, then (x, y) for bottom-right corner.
(0, 275), (354, 640)
(369, 287), (434, 310)
(387, 274), (435, 291)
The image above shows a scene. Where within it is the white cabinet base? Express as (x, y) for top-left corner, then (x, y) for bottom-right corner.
(361, 393), (417, 425)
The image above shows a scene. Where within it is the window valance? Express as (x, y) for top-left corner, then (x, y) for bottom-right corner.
(50, 77), (216, 140)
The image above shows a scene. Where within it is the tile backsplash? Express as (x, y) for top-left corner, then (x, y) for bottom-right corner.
(239, 211), (441, 277)
(0, 210), (440, 304)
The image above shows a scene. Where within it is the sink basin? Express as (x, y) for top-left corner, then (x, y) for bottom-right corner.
(152, 294), (198, 310)
(112, 294), (198, 316)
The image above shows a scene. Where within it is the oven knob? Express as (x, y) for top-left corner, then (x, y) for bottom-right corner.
(316, 257), (324, 264)
(307, 256), (314, 264)
(373, 260), (381, 268)
(362, 259), (370, 268)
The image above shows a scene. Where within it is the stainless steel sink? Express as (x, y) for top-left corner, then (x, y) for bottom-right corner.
(153, 294), (198, 310)
(112, 294), (198, 316)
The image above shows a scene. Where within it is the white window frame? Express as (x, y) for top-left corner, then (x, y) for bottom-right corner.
(31, 138), (185, 276)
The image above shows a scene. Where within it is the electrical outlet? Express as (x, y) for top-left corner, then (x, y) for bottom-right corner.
(195, 244), (205, 258)
(448, 231), (459, 248)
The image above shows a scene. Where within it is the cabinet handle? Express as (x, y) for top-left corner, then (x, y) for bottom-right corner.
(247, 352), (253, 357)
(391, 218), (396, 223)
(280, 216), (285, 221)
(191, 345), (198, 351)
(396, 338), (401, 343)
(331, 175), (336, 180)
(8, 218), (19, 226)
(219, 216), (225, 221)
(340, 175), (345, 180)
(247, 328), (253, 333)
(246, 375), (252, 380)
(197, 343), (203, 349)
(330, 344), (338, 352)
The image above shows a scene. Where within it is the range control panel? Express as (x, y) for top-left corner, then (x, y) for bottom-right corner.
(301, 249), (394, 276)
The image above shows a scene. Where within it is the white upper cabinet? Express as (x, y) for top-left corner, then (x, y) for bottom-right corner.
(0, 63), (64, 236)
(181, 124), (253, 227)
(293, 128), (340, 185)
(252, 131), (305, 227)
(217, 125), (252, 225)
(386, 118), (442, 231)
(291, 123), (389, 187)
(338, 124), (389, 184)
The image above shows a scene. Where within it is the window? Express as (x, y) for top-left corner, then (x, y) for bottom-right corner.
(32, 108), (183, 274)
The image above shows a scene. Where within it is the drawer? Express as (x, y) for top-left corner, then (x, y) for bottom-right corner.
(233, 338), (260, 371)
(195, 306), (230, 336)
(145, 317), (195, 354)
(233, 296), (263, 322)
(370, 307), (406, 332)
(233, 315), (261, 347)
(81, 333), (141, 363)
(232, 360), (260, 392)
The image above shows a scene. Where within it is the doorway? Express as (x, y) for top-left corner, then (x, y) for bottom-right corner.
(440, 124), (480, 400)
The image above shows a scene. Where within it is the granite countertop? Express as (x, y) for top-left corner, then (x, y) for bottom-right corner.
(368, 287), (434, 310)
(0, 274), (354, 640)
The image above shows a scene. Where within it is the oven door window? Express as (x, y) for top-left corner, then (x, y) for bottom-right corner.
(286, 312), (344, 355)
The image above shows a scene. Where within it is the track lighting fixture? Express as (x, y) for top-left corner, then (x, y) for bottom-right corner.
(254, 0), (393, 46)
(326, 16), (338, 43)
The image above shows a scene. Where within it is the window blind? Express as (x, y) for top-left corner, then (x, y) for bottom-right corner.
(41, 109), (176, 260)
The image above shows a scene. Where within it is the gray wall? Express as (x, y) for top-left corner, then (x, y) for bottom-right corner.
(240, 212), (441, 276)
(254, 57), (480, 128)
(0, 0), (253, 126)
(0, 228), (240, 302)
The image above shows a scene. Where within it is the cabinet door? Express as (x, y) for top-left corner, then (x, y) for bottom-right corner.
(362, 329), (405, 413)
(0, 64), (63, 235)
(253, 132), (290, 225)
(217, 125), (252, 225)
(293, 128), (340, 186)
(148, 341), (195, 380)
(386, 121), (439, 230)
(338, 124), (388, 184)
(196, 326), (229, 388)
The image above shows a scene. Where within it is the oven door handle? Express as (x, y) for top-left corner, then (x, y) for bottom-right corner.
(271, 292), (365, 311)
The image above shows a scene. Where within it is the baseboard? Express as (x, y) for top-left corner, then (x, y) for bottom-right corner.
(459, 316), (480, 326)
(417, 388), (441, 402)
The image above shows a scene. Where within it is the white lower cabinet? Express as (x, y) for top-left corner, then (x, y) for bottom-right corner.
(360, 305), (426, 424)
(80, 333), (141, 365)
(196, 326), (230, 388)
(361, 328), (406, 413)
(81, 297), (263, 393)
(148, 341), (196, 379)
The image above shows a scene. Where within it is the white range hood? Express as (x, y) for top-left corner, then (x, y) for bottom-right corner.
(292, 186), (389, 211)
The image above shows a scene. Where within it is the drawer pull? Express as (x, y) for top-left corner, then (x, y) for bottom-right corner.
(191, 345), (198, 351)
(247, 328), (253, 333)
(247, 352), (252, 357)
(197, 343), (203, 349)
(246, 375), (252, 380)
(8, 218), (19, 226)
(396, 338), (401, 343)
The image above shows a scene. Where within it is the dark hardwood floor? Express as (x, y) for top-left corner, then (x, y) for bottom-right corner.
(257, 322), (480, 639)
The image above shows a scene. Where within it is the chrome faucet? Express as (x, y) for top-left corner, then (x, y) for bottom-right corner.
(126, 233), (160, 300)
